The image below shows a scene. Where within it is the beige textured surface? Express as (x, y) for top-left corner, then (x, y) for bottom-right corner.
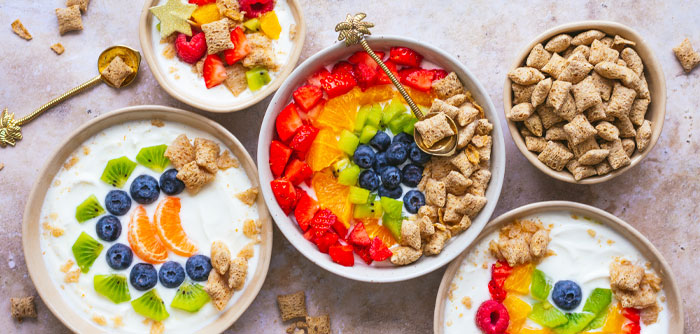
(0, 1), (697, 333)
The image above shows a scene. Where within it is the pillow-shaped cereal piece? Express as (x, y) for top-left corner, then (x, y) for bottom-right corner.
(444, 170), (472, 195)
(594, 62), (639, 88)
(571, 29), (606, 46)
(469, 169), (491, 195)
(541, 53), (567, 79)
(565, 160), (597, 181)
(558, 59), (594, 84)
(629, 98), (650, 126)
(571, 137), (600, 158)
(66, 0), (90, 13)
(11, 297), (37, 322)
(400, 219), (421, 250)
(457, 104), (479, 126)
(277, 291), (307, 321)
(636, 74), (651, 100)
(194, 137), (220, 174)
(590, 71), (614, 101)
(614, 115), (637, 138)
(449, 215), (472, 236)
(545, 34), (572, 53)
(204, 270), (232, 311)
(546, 80), (572, 111)
(507, 67), (545, 85)
(391, 246), (422, 265)
(601, 139), (631, 170)
(418, 216), (436, 238)
(428, 156), (457, 180)
(538, 141), (574, 171)
(585, 102), (610, 122)
(472, 135), (492, 162)
(621, 138), (636, 157)
(613, 35), (636, 50)
(227, 257), (247, 290)
(512, 83), (536, 104)
(524, 113), (543, 137)
(607, 83), (637, 118)
(564, 114), (597, 146)
(526, 136), (547, 152)
(216, 0), (244, 21)
(599, 36), (614, 47)
(531, 77), (552, 107)
(445, 94), (467, 107)
(201, 19), (235, 55)
(429, 99), (460, 120)
(210, 241), (231, 275)
(450, 151), (477, 178)
(165, 134), (195, 169)
(56, 5), (83, 35)
(536, 104), (563, 129)
(507, 103), (534, 122)
(307, 314), (331, 334)
(578, 149), (610, 166)
(457, 122), (477, 149)
(432, 72), (464, 99)
(589, 39), (620, 65)
(414, 113), (455, 148)
(101, 56), (134, 88)
(526, 43), (552, 69)
(572, 76), (602, 112)
(595, 121), (620, 141)
(545, 125), (567, 141)
(216, 150), (239, 170)
(596, 161), (613, 175)
(424, 179), (447, 207)
(556, 93), (578, 121)
(621, 48), (644, 76)
(243, 33), (278, 70)
(673, 38), (700, 73)
(636, 120), (653, 152)
(224, 63), (248, 97)
(569, 45), (591, 60)
(177, 161), (214, 194)
(475, 119), (494, 135)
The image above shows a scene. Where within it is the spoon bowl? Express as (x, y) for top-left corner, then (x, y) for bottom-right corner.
(98, 45), (141, 88)
(413, 112), (458, 156)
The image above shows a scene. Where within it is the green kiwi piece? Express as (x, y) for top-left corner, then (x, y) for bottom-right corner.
(100, 156), (137, 188)
(170, 282), (210, 312)
(584, 310), (608, 331)
(75, 194), (105, 223)
(530, 269), (553, 301)
(135, 145), (170, 172)
(582, 288), (612, 315)
(528, 301), (568, 328)
(552, 312), (596, 334)
(131, 289), (169, 322)
(94, 274), (131, 304)
(71, 232), (103, 273)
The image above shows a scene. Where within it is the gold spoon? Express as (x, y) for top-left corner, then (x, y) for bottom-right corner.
(335, 13), (458, 156)
(0, 45), (141, 148)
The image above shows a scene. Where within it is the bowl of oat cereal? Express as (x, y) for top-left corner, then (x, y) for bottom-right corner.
(503, 21), (665, 184)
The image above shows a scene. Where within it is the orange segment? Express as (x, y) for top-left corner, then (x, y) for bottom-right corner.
(311, 170), (352, 226)
(362, 218), (397, 246)
(601, 303), (626, 333)
(357, 85), (395, 105)
(154, 197), (198, 257)
(521, 327), (553, 334)
(313, 87), (359, 132)
(503, 294), (532, 333)
(395, 86), (436, 107)
(306, 129), (344, 172)
(504, 263), (534, 294)
(128, 206), (168, 264)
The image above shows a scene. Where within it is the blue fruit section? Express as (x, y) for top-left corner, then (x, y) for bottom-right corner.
(106, 243), (133, 270)
(552, 280), (583, 310)
(130, 263), (158, 291)
(159, 261), (186, 288)
(96, 215), (122, 242)
(105, 190), (132, 216)
(130, 175), (160, 204)
(186, 255), (212, 281)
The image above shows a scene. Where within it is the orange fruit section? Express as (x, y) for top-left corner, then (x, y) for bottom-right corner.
(395, 86), (436, 107)
(521, 327), (553, 334)
(313, 88), (359, 133)
(306, 129), (344, 172)
(504, 263), (534, 295)
(503, 294), (532, 334)
(128, 206), (168, 264)
(357, 85), (396, 105)
(154, 197), (198, 257)
(601, 303), (626, 333)
(312, 170), (352, 226)
(362, 218), (397, 246)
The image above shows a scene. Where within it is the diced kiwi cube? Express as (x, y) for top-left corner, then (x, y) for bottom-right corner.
(246, 67), (271, 91)
(381, 98), (407, 125)
(388, 113), (410, 134)
(332, 158), (351, 176)
(382, 214), (403, 242)
(355, 105), (371, 132)
(380, 196), (403, 219)
(402, 117), (418, 134)
(338, 130), (360, 155)
(358, 125), (378, 144)
(337, 164), (360, 186)
(366, 104), (383, 129)
(243, 18), (261, 31)
(349, 186), (370, 204)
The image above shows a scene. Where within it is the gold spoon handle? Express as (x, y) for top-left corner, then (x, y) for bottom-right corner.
(17, 75), (102, 126)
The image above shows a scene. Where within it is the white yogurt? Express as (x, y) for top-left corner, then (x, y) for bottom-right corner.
(442, 211), (669, 333)
(150, 0), (297, 108)
(39, 120), (260, 333)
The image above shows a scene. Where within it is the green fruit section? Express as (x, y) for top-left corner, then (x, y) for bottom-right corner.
(246, 67), (271, 91)
(135, 144), (170, 172)
(71, 232), (103, 273)
(100, 156), (137, 188)
(553, 312), (597, 334)
(75, 195), (105, 223)
(530, 269), (553, 301)
(94, 274), (131, 304)
(171, 283), (210, 312)
(131, 289), (170, 322)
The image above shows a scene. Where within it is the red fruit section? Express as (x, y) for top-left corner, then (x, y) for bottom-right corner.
(294, 190), (319, 232)
(354, 62), (378, 91)
(375, 60), (399, 85)
(224, 27), (250, 65)
(175, 33), (206, 64)
(475, 300), (510, 334)
(369, 237), (392, 261)
(322, 71), (357, 98)
(239, 0), (275, 18)
(203, 54), (227, 89)
(270, 178), (297, 214)
(353, 244), (373, 265)
(283, 159), (312, 186)
(293, 85), (323, 112)
(289, 124), (319, 154)
(389, 47), (423, 67)
(399, 68), (434, 92)
(488, 260), (512, 302)
(275, 103), (303, 141)
(431, 69), (449, 81)
(348, 221), (371, 247)
(329, 244), (354, 266)
(347, 51), (385, 70)
(269, 140), (292, 178)
(307, 68), (331, 87)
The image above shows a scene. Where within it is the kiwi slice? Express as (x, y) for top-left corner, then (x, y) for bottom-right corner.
(131, 289), (169, 322)
(528, 301), (568, 328)
(582, 288), (612, 315)
(552, 312), (596, 334)
(71, 232), (103, 273)
(94, 274), (131, 304)
(170, 282), (210, 312)
(135, 145), (170, 172)
(584, 310), (608, 331)
(100, 156), (137, 188)
(75, 195), (105, 223)
(530, 269), (553, 301)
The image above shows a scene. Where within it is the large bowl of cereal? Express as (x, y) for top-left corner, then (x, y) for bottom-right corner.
(503, 21), (665, 184)
(257, 35), (505, 282)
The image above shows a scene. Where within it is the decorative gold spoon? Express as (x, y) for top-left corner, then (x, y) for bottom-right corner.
(0, 45), (141, 148)
(335, 13), (458, 156)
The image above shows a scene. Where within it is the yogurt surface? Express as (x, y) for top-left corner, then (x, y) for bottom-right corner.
(39, 120), (260, 333)
(442, 210), (669, 333)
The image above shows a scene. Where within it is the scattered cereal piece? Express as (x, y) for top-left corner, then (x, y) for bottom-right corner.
(423, 230), (451, 256)
(93, 314), (107, 326)
(177, 161), (214, 194)
(101, 56), (134, 88)
(306, 314), (331, 334)
(594, 62), (639, 88)
(277, 291), (307, 321)
(216, 0), (244, 21)
(672, 38), (700, 73)
(50, 43), (65, 55)
(66, 0), (90, 12)
(414, 113), (455, 148)
(11, 19), (32, 40)
(449, 215), (472, 235)
(432, 72), (464, 99)
(150, 321), (164, 334)
(507, 67), (545, 85)
(536, 105), (563, 129)
(237, 241), (255, 259)
(457, 122), (477, 149)
(216, 150), (239, 169)
(236, 187), (259, 206)
(65, 268), (81, 283)
(227, 257), (247, 290)
(242, 33), (278, 69)
(538, 141), (574, 171)
(151, 119), (165, 127)
(544, 34), (572, 53)
(201, 19), (234, 55)
(529, 229), (550, 258)
(11, 297), (37, 322)
(165, 134), (196, 170)
(629, 98), (650, 127)
(462, 296), (472, 310)
(60, 259), (74, 273)
(210, 240), (231, 275)
(56, 5), (83, 35)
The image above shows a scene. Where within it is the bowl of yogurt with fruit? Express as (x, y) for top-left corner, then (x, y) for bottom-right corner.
(434, 201), (683, 334)
(139, 0), (305, 112)
(23, 106), (272, 333)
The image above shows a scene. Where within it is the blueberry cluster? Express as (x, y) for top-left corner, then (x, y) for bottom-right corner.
(354, 131), (429, 213)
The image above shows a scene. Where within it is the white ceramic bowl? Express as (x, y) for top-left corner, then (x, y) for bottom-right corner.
(257, 36), (506, 282)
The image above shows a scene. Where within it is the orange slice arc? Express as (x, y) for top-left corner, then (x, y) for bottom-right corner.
(154, 197), (198, 257)
(128, 206), (168, 264)
(311, 170), (352, 227)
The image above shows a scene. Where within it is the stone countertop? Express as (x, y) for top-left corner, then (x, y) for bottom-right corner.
(1, 0), (698, 333)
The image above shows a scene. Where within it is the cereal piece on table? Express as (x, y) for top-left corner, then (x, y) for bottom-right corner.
(400, 219), (421, 250)
(636, 120), (652, 152)
(571, 29), (605, 46)
(277, 291), (307, 321)
(414, 113), (455, 148)
(590, 71), (614, 101)
(236, 187), (259, 206)
(595, 161), (613, 175)
(594, 62), (639, 87)
(432, 72), (464, 99)
(529, 229), (550, 258)
(610, 260), (644, 291)
(450, 151), (477, 178)
(585, 102), (609, 122)
(217, 150), (240, 169)
(444, 170), (472, 195)
(507, 102), (534, 122)
(224, 63), (248, 97)
(165, 134), (196, 169)
(507, 67), (545, 85)
(621, 138), (636, 157)
(589, 39), (620, 65)
(545, 34), (572, 53)
(66, 0), (90, 12)
(306, 314), (331, 334)
(564, 114), (597, 146)
(499, 237), (531, 266)
(423, 229), (451, 256)
(194, 138), (220, 173)
(512, 83), (536, 104)
(55, 6), (83, 35)
(216, 0), (244, 21)
(457, 122), (477, 149)
(571, 137), (600, 158)
(558, 59), (594, 84)
(101, 56), (134, 88)
(541, 53), (566, 79)
(546, 80), (572, 111)
(526, 43), (552, 69)
(524, 113), (543, 137)
(429, 99), (460, 120)
(572, 76), (602, 112)
(566, 160), (597, 181)
(673, 38), (700, 73)
(475, 119), (494, 135)
(460, 193), (488, 218)
(11, 297), (37, 322)
(545, 125), (567, 141)
(536, 104), (563, 129)
(595, 121), (620, 141)
(614, 115), (637, 138)
(390, 246), (422, 265)
(210, 240), (231, 275)
(531, 78), (552, 107)
(445, 93), (467, 106)
(525, 136), (547, 153)
(538, 141), (574, 171)
(201, 19), (234, 55)
(50, 43), (65, 55)
(601, 139), (631, 170)
(227, 257), (247, 290)
(578, 149), (610, 166)
(177, 161), (214, 194)
(621, 48), (644, 76)
(613, 35), (636, 49)
(11, 19), (32, 40)
(424, 179), (446, 207)
(606, 82), (637, 118)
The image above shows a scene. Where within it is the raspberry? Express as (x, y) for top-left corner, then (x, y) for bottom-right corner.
(488, 279), (507, 302)
(239, 0), (275, 18)
(174, 32), (206, 64)
(475, 300), (510, 334)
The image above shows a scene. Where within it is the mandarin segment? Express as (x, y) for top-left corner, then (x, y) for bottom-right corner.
(356, 85), (396, 105)
(503, 294), (532, 333)
(313, 88), (360, 132)
(504, 263), (535, 294)
(154, 197), (198, 257)
(312, 170), (352, 226)
(306, 129), (344, 171)
(601, 303), (626, 333)
(362, 218), (397, 246)
(395, 86), (436, 107)
(128, 206), (168, 264)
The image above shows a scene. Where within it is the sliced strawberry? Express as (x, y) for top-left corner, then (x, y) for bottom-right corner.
(283, 159), (312, 186)
(307, 68), (331, 87)
(189, 0), (216, 4)
(321, 71), (356, 98)
(203, 54), (227, 89)
(622, 322), (641, 334)
(310, 209), (337, 233)
(270, 178), (297, 214)
(313, 231), (339, 253)
(389, 46), (424, 67)
(303, 227), (316, 241)
(491, 260), (513, 287)
(174, 32), (206, 64)
(375, 60), (399, 85)
(399, 68), (434, 92)
(293, 85), (323, 112)
(329, 243), (354, 266)
(354, 62), (378, 91)
(622, 308), (641, 323)
(331, 61), (355, 77)
(369, 237), (393, 261)
(294, 190), (319, 232)
(269, 140), (292, 178)
(289, 124), (319, 153)
(275, 103), (303, 141)
(305, 98), (326, 121)
(353, 244), (373, 265)
(332, 219), (348, 239)
(348, 221), (371, 247)
(223, 27), (250, 65)
(347, 51), (385, 70)
(239, 0), (275, 18)
(488, 279), (507, 302)
(431, 69), (449, 81)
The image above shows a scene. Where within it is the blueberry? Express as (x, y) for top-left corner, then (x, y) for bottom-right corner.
(359, 170), (380, 191)
(378, 185), (402, 199)
(104, 190), (131, 216)
(106, 243), (133, 270)
(409, 142), (431, 165)
(158, 261), (186, 288)
(130, 263), (158, 291)
(373, 152), (390, 172)
(159, 169), (185, 196)
(403, 190), (426, 214)
(186, 255), (212, 281)
(551, 280), (583, 310)
(352, 144), (376, 169)
(380, 166), (402, 189)
(369, 131), (391, 152)
(130, 175), (160, 204)
(96, 215), (122, 242)
(385, 142), (408, 165)
(401, 164), (423, 187)
(392, 132), (414, 146)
